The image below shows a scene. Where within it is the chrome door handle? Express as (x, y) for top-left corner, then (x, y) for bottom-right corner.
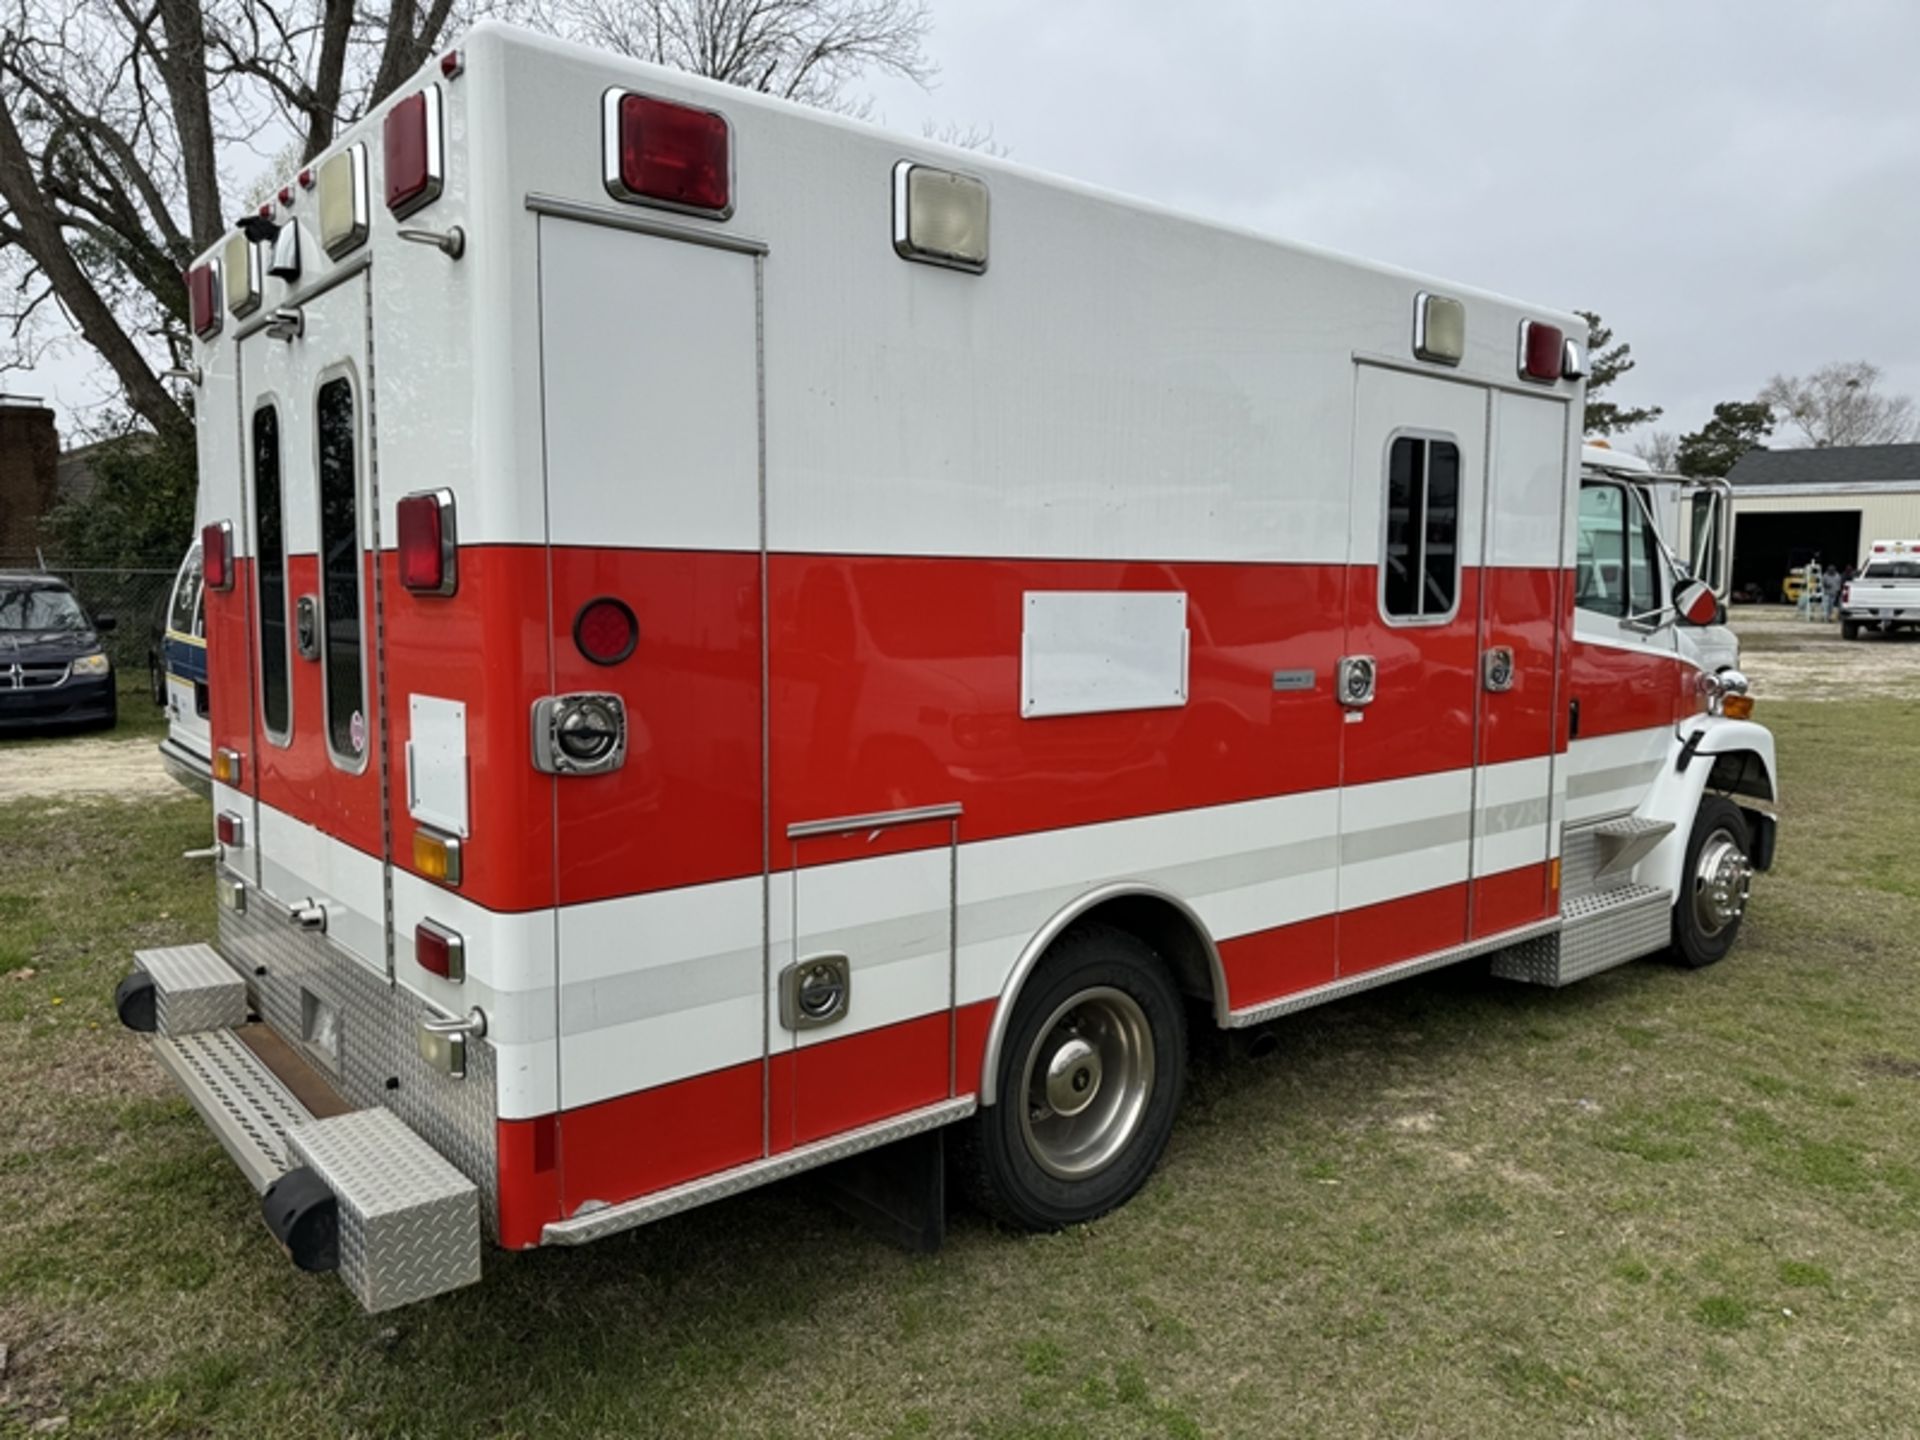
(286, 898), (329, 932)
(1336, 655), (1377, 708)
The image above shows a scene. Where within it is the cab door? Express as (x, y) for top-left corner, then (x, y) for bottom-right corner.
(1339, 365), (1488, 973)
(1469, 391), (1574, 936)
(237, 273), (389, 976)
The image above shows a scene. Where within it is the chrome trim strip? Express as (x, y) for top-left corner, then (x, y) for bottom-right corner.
(541, 1096), (976, 1245)
(980, 880), (1230, 1106)
(1225, 916), (1562, 1028)
(525, 192), (767, 256)
(786, 801), (963, 841)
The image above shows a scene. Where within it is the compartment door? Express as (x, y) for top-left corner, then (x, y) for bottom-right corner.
(1338, 366), (1488, 974)
(539, 217), (769, 1199)
(774, 812), (959, 1153)
(1470, 390), (1574, 936)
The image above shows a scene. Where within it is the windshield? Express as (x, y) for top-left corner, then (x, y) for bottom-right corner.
(0, 585), (87, 632)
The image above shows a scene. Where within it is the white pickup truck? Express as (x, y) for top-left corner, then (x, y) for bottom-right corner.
(1840, 540), (1920, 640)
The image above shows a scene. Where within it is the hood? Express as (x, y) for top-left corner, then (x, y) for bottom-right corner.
(0, 628), (104, 663)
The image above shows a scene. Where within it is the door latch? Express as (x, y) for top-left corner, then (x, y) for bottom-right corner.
(419, 1008), (487, 1080)
(1336, 655), (1377, 708)
(286, 898), (328, 932)
(1482, 646), (1516, 693)
(295, 595), (320, 660)
(531, 694), (628, 776)
(779, 954), (852, 1031)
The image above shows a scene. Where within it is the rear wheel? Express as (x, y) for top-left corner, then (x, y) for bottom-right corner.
(1841, 619), (1860, 641)
(1672, 797), (1753, 969)
(960, 923), (1186, 1229)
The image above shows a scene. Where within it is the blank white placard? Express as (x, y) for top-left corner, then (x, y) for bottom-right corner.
(1021, 591), (1189, 719)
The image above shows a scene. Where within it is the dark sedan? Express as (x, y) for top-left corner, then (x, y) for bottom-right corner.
(0, 574), (118, 732)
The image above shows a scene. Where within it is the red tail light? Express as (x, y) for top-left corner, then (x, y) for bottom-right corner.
(216, 811), (244, 847)
(1519, 321), (1564, 383)
(606, 92), (731, 217)
(187, 264), (220, 338)
(415, 921), (465, 982)
(397, 490), (457, 595)
(384, 87), (444, 218)
(202, 520), (233, 591)
(1841, 582), (1852, 605)
(575, 597), (639, 665)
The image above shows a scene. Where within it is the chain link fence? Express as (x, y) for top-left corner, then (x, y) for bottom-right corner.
(0, 550), (184, 677)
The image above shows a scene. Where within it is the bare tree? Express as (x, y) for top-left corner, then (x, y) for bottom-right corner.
(0, 0), (936, 443)
(1758, 361), (1920, 449)
(1631, 430), (1680, 472)
(543, 0), (932, 112)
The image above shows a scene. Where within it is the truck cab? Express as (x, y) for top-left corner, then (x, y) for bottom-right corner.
(1579, 444), (1740, 674)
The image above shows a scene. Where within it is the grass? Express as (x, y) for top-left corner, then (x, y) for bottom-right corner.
(3, 694), (1920, 1437)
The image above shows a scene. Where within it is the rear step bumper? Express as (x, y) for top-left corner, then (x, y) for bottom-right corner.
(126, 945), (482, 1313)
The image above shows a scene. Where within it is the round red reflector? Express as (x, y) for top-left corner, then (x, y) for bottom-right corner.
(574, 598), (638, 666)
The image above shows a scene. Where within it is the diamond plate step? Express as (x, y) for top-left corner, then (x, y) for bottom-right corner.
(1490, 882), (1674, 987)
(287, 1109), (481, 1313)
(1592, 815), (1676, 878)
(150, 1027), (311, 1192)
(136, 943), (247, 1035)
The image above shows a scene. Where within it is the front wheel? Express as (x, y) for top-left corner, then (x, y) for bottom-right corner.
(1672, 797), (1754, 969)
(960, 923), (1186, 1230)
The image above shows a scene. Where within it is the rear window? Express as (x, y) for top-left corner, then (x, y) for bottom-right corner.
(253, 405), (291, 738)
(1862, 560), (1920, 580)
(316, 375), (366, 764)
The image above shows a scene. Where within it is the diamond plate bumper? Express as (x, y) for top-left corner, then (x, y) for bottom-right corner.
(147, 1019), (482, 1312)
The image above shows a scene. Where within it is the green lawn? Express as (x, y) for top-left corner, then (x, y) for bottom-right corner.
(3, 698), (1919, 1437)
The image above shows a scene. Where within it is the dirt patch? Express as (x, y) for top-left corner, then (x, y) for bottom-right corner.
(1859, 1053), (1920, 1080)
(1729, 606), (1920, 702)
(0, 736), (178, 803)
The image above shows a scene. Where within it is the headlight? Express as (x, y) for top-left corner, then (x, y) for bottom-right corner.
(71, 654), (111, 676)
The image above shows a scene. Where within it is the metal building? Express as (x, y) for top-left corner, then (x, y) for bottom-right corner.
(1726, 444), (1920, 597)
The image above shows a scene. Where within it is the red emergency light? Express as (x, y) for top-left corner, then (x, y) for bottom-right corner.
(202, 520), (233, 591)
(384, 87), (443, 218)
(1519, 321), (1564, 383)
(606, 92), (732, 217)
(187, 264), (220, 338)
(396, 490), (457, 595)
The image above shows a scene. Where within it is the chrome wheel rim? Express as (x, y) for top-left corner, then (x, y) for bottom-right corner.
(1692, 828), (1753, 938)
(1018, 986), (1154, 1181)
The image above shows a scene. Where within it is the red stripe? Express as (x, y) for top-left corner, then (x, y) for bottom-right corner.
(1472, 860), (1555, 937)
(769, 1011), (952, 1152)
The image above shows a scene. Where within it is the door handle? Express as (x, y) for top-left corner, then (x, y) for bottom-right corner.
(286, 898), (328, 932)
(1336, 655), (1377, 708)
(1482, 647), (1515, 692)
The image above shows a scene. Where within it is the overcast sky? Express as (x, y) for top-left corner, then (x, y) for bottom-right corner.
(18, 0), (1920, 449)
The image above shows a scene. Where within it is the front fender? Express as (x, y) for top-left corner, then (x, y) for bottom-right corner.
(1631, 716), (1778, 897)
(1685, 716), (1778, 805)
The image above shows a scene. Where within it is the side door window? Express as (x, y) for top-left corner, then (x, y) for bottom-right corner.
(1625, 487), (1664, 618)
(1382, 433), (1462, 621)
(1575, 482), (1627, 618)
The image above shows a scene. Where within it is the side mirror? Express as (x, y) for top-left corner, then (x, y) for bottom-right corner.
(1673, 581), (1717, 627)
(95, 614), (118, 633)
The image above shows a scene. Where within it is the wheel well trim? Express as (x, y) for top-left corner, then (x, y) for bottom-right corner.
(977, 881), (1226, 1107)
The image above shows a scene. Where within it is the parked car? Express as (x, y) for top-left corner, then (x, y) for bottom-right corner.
(0, 573), (118, 732)
(155, 542), (212, 790)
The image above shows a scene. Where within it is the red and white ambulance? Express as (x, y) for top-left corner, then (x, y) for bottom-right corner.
(118, 23), (1778, 1311)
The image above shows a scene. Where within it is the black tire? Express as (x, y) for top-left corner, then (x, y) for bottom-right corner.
(1671, 797), (1754, 969)
(148, 655), (167, 706)
(959, 922), (1186, 1230)
(1841, 619), (1860, 641)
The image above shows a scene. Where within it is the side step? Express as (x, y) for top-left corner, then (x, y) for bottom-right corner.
(123, 943), (248, 1036)
(1592, 815), (1675, 878)
(1490, 883), (1673, 987)
(145, 1019), (480, 1313)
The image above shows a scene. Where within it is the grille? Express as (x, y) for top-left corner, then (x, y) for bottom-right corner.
(4, 662), (69, 689)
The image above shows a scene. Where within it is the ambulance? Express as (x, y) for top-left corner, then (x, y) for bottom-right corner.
(116, 23), (1779, 1312)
